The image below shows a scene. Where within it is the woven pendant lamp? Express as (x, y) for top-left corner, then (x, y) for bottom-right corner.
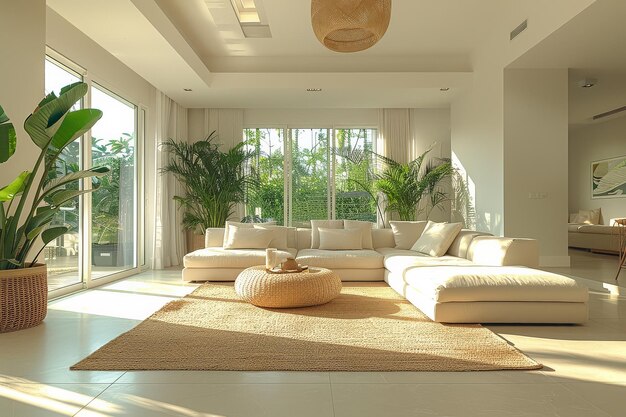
(311, 0), (391, 53)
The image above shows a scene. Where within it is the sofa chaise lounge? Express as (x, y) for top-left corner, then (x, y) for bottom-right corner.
(183, 224), (588, 324)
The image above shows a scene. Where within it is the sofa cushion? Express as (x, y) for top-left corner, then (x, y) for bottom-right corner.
(446, 229), (492, 258)
(318, 228), (363, 250)
(372, 228), (395, 249)
(389, 221), (427, 249)
(377, 248), (474, 273)
(222, 221), (276, 246)
(253, 224), (289, 249)
(224, 226), (274, 249)
(410, 221), (463, 257)
(344, 220), (374, 249)
(577, 225), (615, 235)
(568, 224), (583, 232)
(296, 249), (383, 269)
(184, 247), (296, 268)
(310, 220), (344, 248)
(402, 266), (588, 303)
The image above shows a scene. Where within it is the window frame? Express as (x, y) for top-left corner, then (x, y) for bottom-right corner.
(243, 125), (378, 227)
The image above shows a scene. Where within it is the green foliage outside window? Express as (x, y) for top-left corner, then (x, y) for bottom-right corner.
(244, 128), (378, 226)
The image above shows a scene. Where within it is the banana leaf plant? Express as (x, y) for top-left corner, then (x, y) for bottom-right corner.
(0, 82), (109, 270)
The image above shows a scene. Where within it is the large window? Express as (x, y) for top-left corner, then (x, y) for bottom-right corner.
(244, 128), (285, 225)
(244, 127), (377, 226)
(43, 53), (142, 295)
(334, 128), (377, 222)
(290, 128), (330, 227)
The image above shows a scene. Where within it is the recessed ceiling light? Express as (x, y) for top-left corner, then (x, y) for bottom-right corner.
(306, 88), (322, 92)
(440, 87), (450, 92)
(577, 78), (597, 88)
(184, 88), (193, 92)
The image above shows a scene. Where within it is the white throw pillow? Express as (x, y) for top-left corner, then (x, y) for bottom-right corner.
(410, 221), (463, 257)
(343, 220), (374, 249)
(318, 228), (363, 250)
(389, 221), (428, 249)
(222, 221), (252, 247)
(254, 224), (288, 249)
(310, 220), (344, 248)
(222, 220), (276, 247)
(224, 226), (274, 249)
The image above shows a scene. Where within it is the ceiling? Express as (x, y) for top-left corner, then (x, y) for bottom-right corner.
(156, 0), (503, 70)
(48, 0), (625, 112)
(48, 0), (510, 108)
(508, 0), (626, 126)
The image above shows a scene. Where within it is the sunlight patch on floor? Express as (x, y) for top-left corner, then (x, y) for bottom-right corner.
(49, 290), (180, 320)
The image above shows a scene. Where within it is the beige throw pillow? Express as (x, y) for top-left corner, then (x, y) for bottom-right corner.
(223, 226), (274, 249)
(410, 221), (463, 257)
(343, 220), (374, 249)
(389, 221), (428, 249)
(575, 208), (601, 225)
(222, 220), (276, 247)
(310, 220), (344, 248)
(254, 224), (288, 249)
(318, 228), (363, 250)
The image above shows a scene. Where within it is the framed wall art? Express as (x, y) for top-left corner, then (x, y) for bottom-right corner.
(592, 155), (626, 199)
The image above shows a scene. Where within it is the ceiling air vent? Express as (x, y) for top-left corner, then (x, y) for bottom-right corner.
(510, 19), (528, 40)
(593, 105), (626, 121)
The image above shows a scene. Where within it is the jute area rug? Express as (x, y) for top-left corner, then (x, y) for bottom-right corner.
(72, 283), (541, 372)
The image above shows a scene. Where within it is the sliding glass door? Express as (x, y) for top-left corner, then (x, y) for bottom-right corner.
(90, 84), (137, 279)
(44, 54), (141, 294)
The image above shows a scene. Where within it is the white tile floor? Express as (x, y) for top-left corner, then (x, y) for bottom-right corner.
(1, 252), (625, 417)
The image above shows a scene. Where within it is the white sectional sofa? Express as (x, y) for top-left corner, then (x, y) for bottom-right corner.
(182, 225), (588, 324)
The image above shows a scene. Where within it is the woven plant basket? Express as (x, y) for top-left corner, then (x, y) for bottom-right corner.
(0, 263), (48, 333)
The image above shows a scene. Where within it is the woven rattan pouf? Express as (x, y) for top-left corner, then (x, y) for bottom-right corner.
(235, 266), (342, 308)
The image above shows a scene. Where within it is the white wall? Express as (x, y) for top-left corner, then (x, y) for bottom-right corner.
(0, 0), (45, 189)
(450, 45), (505, 235)
(504, 69), (570, 266)
(451, 0), (595, 243)
(570, 117), (626, 224)
(46, 8), (160, 268)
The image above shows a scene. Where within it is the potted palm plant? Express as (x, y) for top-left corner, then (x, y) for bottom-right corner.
(336, 145), (454, 224)
(0, 82), (109, 332)
(374, 147), (454, 221)
(162, 132), (256, 249)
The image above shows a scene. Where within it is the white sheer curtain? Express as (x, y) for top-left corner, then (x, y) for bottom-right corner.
(200, 109), (244, 150)
(378, 108), (411, 163)
(378, 108), (441, 163)
(152, 92), (188, 269)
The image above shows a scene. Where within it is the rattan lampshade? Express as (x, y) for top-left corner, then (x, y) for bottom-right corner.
(311, 0), (391, 53)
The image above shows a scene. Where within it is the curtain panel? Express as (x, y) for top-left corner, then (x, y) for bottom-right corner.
(152, 92), (188, 269)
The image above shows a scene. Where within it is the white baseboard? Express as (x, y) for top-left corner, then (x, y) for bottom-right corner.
(539, 256), (571, 267)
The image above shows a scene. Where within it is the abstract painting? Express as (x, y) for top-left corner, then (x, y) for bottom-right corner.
(592, 155), (626, 199)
